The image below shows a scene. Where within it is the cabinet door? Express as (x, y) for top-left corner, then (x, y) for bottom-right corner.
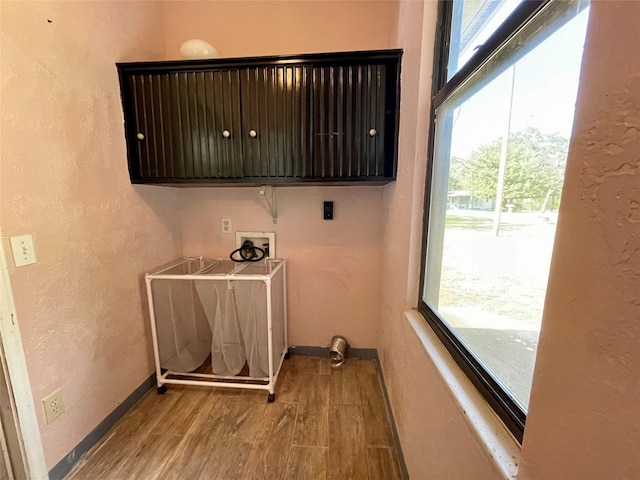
(313, 63), (388, 179)
(125, 73), (168, 179)
(240, 65), (312, 179)
(125, 70), (243, 180)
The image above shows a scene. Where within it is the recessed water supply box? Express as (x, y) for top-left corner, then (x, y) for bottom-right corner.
(236, 231), (276, 258)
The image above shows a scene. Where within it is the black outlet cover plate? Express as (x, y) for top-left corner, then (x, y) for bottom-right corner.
(324, 201), (334, 220)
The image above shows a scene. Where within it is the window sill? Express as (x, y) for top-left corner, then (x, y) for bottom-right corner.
(404, 309), (521, 479)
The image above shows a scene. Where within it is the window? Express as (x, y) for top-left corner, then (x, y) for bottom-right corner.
(420, 0), (590, 441)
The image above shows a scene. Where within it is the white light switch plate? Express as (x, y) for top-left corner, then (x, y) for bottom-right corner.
(10, 235), (37, 267)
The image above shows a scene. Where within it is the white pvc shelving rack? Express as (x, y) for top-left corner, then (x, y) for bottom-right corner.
(145, 257), (288, 401)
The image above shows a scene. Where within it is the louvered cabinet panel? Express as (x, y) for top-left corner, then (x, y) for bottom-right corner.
(173, 70), (243, 178)
(240, 65), (312, 179)
(313, 64), (387, 179)
(127, 74), (167, 179)
(124, 70), (243, 181)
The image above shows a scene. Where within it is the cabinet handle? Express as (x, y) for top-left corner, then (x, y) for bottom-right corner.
(137, 133), (145, 140)
(249, 130), (257, 138)
(222, 130), (231, 138)
(369, 128), (377, 137)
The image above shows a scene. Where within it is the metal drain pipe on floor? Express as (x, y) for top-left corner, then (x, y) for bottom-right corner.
(329, 335), (348, 368)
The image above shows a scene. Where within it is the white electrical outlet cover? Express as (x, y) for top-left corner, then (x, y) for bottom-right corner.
(221, 217), (232, 234)
(10, 235), (36, 267)
(42, 388), (65, 424)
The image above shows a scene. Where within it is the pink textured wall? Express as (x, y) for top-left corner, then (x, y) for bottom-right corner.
(0, 1), (181, 469)
(180, 187), (382, 347)
(162, 0), (399, 59)
(163, 1), (399, 348)
(377, 1), (501, 477)
(519, 2), (640, 477)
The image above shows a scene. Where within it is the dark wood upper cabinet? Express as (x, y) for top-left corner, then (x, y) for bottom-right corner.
(117, 50), (401, 186)
(124, 69), (243, 179)
(240, 65), (313, 179)
(313, 62), (390, 179)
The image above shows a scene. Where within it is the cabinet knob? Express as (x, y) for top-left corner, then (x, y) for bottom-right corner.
(249, 130), (257, 138)
(136, 133), (145, 140)
(369, 128), (377, 137)
(222, 130), (231, 138)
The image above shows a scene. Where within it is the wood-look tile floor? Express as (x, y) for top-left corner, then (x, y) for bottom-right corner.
(65, 356), (402, 480)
